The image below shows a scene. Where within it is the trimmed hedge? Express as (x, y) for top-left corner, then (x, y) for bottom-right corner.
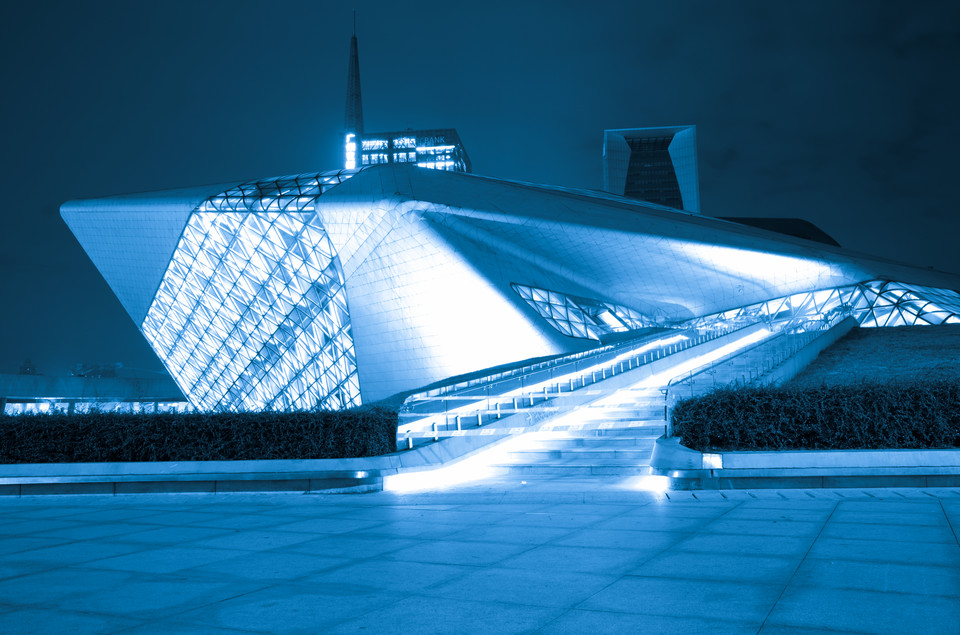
(672, 381), (960, 452)
(0, 407), (398, 463)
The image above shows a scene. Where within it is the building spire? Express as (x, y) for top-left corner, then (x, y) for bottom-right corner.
(344, 10), (363, 168)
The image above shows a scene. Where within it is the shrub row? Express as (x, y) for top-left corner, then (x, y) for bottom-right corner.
(672, 380), (960, 452)
(0, 406), (398, 463)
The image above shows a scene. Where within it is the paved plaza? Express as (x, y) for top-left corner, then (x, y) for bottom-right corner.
(0, 478), (958, 634)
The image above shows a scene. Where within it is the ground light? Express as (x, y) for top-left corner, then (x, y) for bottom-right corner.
(382, 434), (532, 493)
(618, 474), (671, 493)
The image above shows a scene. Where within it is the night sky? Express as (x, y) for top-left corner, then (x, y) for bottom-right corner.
(1, 1), (958, 377)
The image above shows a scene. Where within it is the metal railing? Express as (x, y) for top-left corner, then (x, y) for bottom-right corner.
(666, 312), (849, 399)
(396, 323), (755, 447)
(410, 330), (676, 400)
(657, 314), (855, 438)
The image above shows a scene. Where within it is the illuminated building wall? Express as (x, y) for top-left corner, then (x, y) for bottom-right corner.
(359, 128), (471, 172)
(604, 126), (700, 212)
(62, 164), (960, 411)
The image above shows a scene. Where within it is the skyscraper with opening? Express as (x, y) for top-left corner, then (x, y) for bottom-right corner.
(603, 126), (700, 212)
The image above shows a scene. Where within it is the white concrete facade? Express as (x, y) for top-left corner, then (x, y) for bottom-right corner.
(62, 164), (960, 411)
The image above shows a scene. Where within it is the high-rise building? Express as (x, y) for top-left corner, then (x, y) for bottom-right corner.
(603, 126), (700, 212)
(342, 22), (470, 173)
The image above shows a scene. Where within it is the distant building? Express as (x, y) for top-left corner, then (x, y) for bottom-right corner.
(343, 23), (470, 173)
(359, 129), (470, 172)
(603, 126), (700, 212)
(0, 372), (187, 416)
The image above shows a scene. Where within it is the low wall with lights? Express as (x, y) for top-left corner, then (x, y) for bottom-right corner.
(650, 436), (960, 489)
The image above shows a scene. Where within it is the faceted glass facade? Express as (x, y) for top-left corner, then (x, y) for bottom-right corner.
(515, 280), (960, 341)
(848, 281), (960, 327)
(686, 281), (960, 332)
(141, 171), (362, 412)
(512, 283), (654, 340)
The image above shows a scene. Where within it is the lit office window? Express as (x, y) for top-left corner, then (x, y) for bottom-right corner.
(362, 138), (387, 151)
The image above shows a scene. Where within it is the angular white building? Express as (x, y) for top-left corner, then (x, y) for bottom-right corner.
(61, 163), (960, 412)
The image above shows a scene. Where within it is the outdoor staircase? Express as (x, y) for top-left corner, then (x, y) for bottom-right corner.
(395, 317), (856, 484)
(488, 388), (667, 477)
(489, 424), (663, 476)
(485, 318), (859, 479)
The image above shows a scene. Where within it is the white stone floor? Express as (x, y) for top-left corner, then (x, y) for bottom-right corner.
(0, 477), (958, 634)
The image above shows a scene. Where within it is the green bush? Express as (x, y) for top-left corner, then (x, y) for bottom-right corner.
(0, 406), (398, 463)
(672, 381), (960, 452)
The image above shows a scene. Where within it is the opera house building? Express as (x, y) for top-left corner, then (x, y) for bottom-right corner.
(61, 161), (960, 413)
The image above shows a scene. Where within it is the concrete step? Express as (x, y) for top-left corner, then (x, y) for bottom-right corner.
(579, 433), (658, 442)
(524, 437), (658, 449)
(490, 463), (654, 476)
(494, 421), (657, 477)
(505, 449), (654, 461)
(575, 413), (665, 424)
(568, 427), (666, 438)
(582, 404), (664, 415)
(581, 408), (663, 421)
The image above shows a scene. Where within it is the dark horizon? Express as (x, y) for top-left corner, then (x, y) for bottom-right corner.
(2, 0), (958, 377)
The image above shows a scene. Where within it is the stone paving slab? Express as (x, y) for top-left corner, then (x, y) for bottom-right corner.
(0, 478), (958, 634)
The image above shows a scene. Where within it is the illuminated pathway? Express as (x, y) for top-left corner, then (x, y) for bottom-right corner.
(0, 483), (958, 633)
(389, 320), (853, 491)
(397, 323), (775, 446)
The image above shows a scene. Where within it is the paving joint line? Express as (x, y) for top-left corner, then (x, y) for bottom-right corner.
(755, 497), (840, 634)
(535, 496), (751, 633)
(939, 498), (960, 548)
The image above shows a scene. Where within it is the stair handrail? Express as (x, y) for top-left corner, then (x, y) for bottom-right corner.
(665, 311), (850, 393)
(400, 323), (752, 419)
(407, 329), (690, 401)
(396, 321), (768, 447)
